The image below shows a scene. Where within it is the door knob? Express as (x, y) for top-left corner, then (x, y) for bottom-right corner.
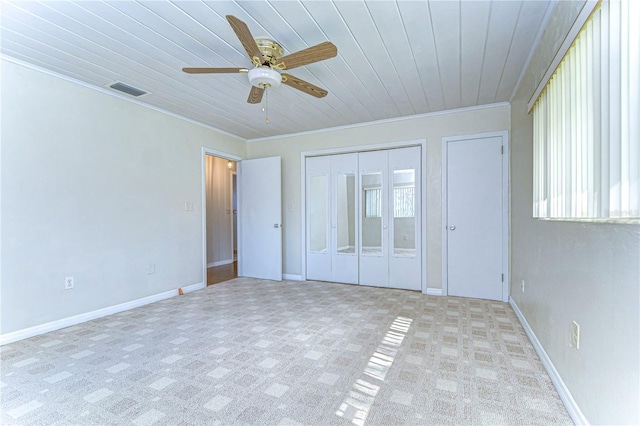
(449, 225), (456, 230)
(274, 224), (281, 228)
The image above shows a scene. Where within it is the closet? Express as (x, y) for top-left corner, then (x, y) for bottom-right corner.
(305, 146), (421, 291)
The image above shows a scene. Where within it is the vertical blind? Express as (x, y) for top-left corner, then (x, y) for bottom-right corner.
(532, 0), (639, 219)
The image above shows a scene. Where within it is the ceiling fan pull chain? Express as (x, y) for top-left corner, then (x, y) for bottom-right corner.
(265, 89), (269, 124)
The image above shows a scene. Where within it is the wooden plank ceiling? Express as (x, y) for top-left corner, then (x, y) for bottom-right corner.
(1, 1), (551, 140)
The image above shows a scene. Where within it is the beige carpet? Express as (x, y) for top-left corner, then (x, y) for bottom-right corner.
(1, 278), (571, 425)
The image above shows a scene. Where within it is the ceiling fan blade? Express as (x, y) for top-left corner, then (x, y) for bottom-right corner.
(247, 86), (264, 104)
(182, 67), (248, 74)
(281, 73), (328, 98)
(226, 15), (263, 63)
(277, 41), (337, 70)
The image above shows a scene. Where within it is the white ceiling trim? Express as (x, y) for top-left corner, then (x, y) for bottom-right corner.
(1, 54), (246, 142)
(246, 101), (510, 143)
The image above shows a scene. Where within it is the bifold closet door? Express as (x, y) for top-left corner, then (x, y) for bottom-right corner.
(359, 147), (421, 290)
(359, 150), (389, 287)
(330, 153), (359, 284)
(306, 156), (331, 281)
(306, 154), (358, 283)
(388, 146), (421, 290)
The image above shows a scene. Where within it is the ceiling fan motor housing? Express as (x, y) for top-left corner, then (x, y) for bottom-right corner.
(248, 66), (282, 89)
(255, 39), (284, 65)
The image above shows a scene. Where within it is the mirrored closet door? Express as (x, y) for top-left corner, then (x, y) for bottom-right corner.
(306, 146), (421, 291)
(306, 153), (359, 283)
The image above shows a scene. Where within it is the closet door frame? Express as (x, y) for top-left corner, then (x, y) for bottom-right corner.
(300, 139), (428, 293)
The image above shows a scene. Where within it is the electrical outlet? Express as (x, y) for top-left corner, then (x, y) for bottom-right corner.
(146, 263), (155, 274)
(572, 321), (580, 349)
(184, 202), (194, 211)
(521, 280), (525, 293)
(64, 276), (74, 290)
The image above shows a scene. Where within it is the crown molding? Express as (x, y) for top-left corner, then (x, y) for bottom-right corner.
(247, 102), (510, 143)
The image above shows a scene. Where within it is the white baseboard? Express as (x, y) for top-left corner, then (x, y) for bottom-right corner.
(207, 259), (234, 268)
(509, 297), (589, 425)
(283, 274), (303, 281)
(0, 282), (205, 346)
(426, 288), (443, 296)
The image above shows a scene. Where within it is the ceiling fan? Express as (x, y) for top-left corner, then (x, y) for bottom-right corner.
(182, 15), (337, 104)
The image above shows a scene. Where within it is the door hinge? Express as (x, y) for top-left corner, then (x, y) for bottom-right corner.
(501, 146), (504, 154)
(501, 273), (504, 282)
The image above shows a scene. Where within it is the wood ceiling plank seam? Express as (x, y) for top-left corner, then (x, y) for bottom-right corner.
(9, 2), (281, 121)
(2, 27), (279, 135)
(70, 2), (242, 76)
(495, 1), (549, 101)
(301, 1), (400, 118)
(265, 0), (328, 50)
(2, 40), (260, 133)
(156, 1), (254, 64)
(0, 22), (170, 96)
(508, 0), (555, 103)
(140, 100), (259, 135)
(278, 54), (377, 122)
(335, 1), (414, 117)
(237, 1), (367, 123)
(396, 1), (445, 112)
(192, 1), (339, 127)
(429, 0), (462, 111)
(1, 44), (258, 137)
(1, 44), (110, 90)
(266, 92), (339, 126)
(460, 1), (491, 108)
(476, 1), (521, 105)
(291, 2), (378, 121)
(235, 0), (302, 47)
(220, 1), (278, 46)
(490, 1), (525, 103)
(3, 14), (258, 122)
(328, 0), (405, 117)
(7, 2), (207, 84)
(425, 1), (447, 111)
(365, 1), (429, 114)
(386, 1), (431, 112)
(103, 1), (237, 68)
(297, 9), (386, 121)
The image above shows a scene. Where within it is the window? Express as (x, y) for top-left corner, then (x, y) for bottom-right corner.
(531, 0), (639, 220)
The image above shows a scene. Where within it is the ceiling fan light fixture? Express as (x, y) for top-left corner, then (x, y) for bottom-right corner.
(248, 66), (281, 89)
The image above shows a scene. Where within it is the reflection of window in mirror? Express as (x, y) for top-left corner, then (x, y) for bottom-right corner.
(393, 170), (415, 218)
(364, 188), (381, 217)
(393, 169), (416, 257)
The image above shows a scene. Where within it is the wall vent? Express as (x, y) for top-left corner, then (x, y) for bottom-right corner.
(106, 81), (149, 97)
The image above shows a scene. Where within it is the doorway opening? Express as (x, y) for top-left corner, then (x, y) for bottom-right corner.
(204, 153), (238, 285)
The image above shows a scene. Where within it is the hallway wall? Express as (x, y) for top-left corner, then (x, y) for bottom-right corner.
(206, 156), (234, 266)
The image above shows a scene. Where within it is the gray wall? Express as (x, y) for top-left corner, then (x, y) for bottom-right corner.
(509, 2), (640, 423)
(1, 60), (246, 334)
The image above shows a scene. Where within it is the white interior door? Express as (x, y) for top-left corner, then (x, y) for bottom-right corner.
(239, 156), (282, 281)
(445, 136), (503, 300)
